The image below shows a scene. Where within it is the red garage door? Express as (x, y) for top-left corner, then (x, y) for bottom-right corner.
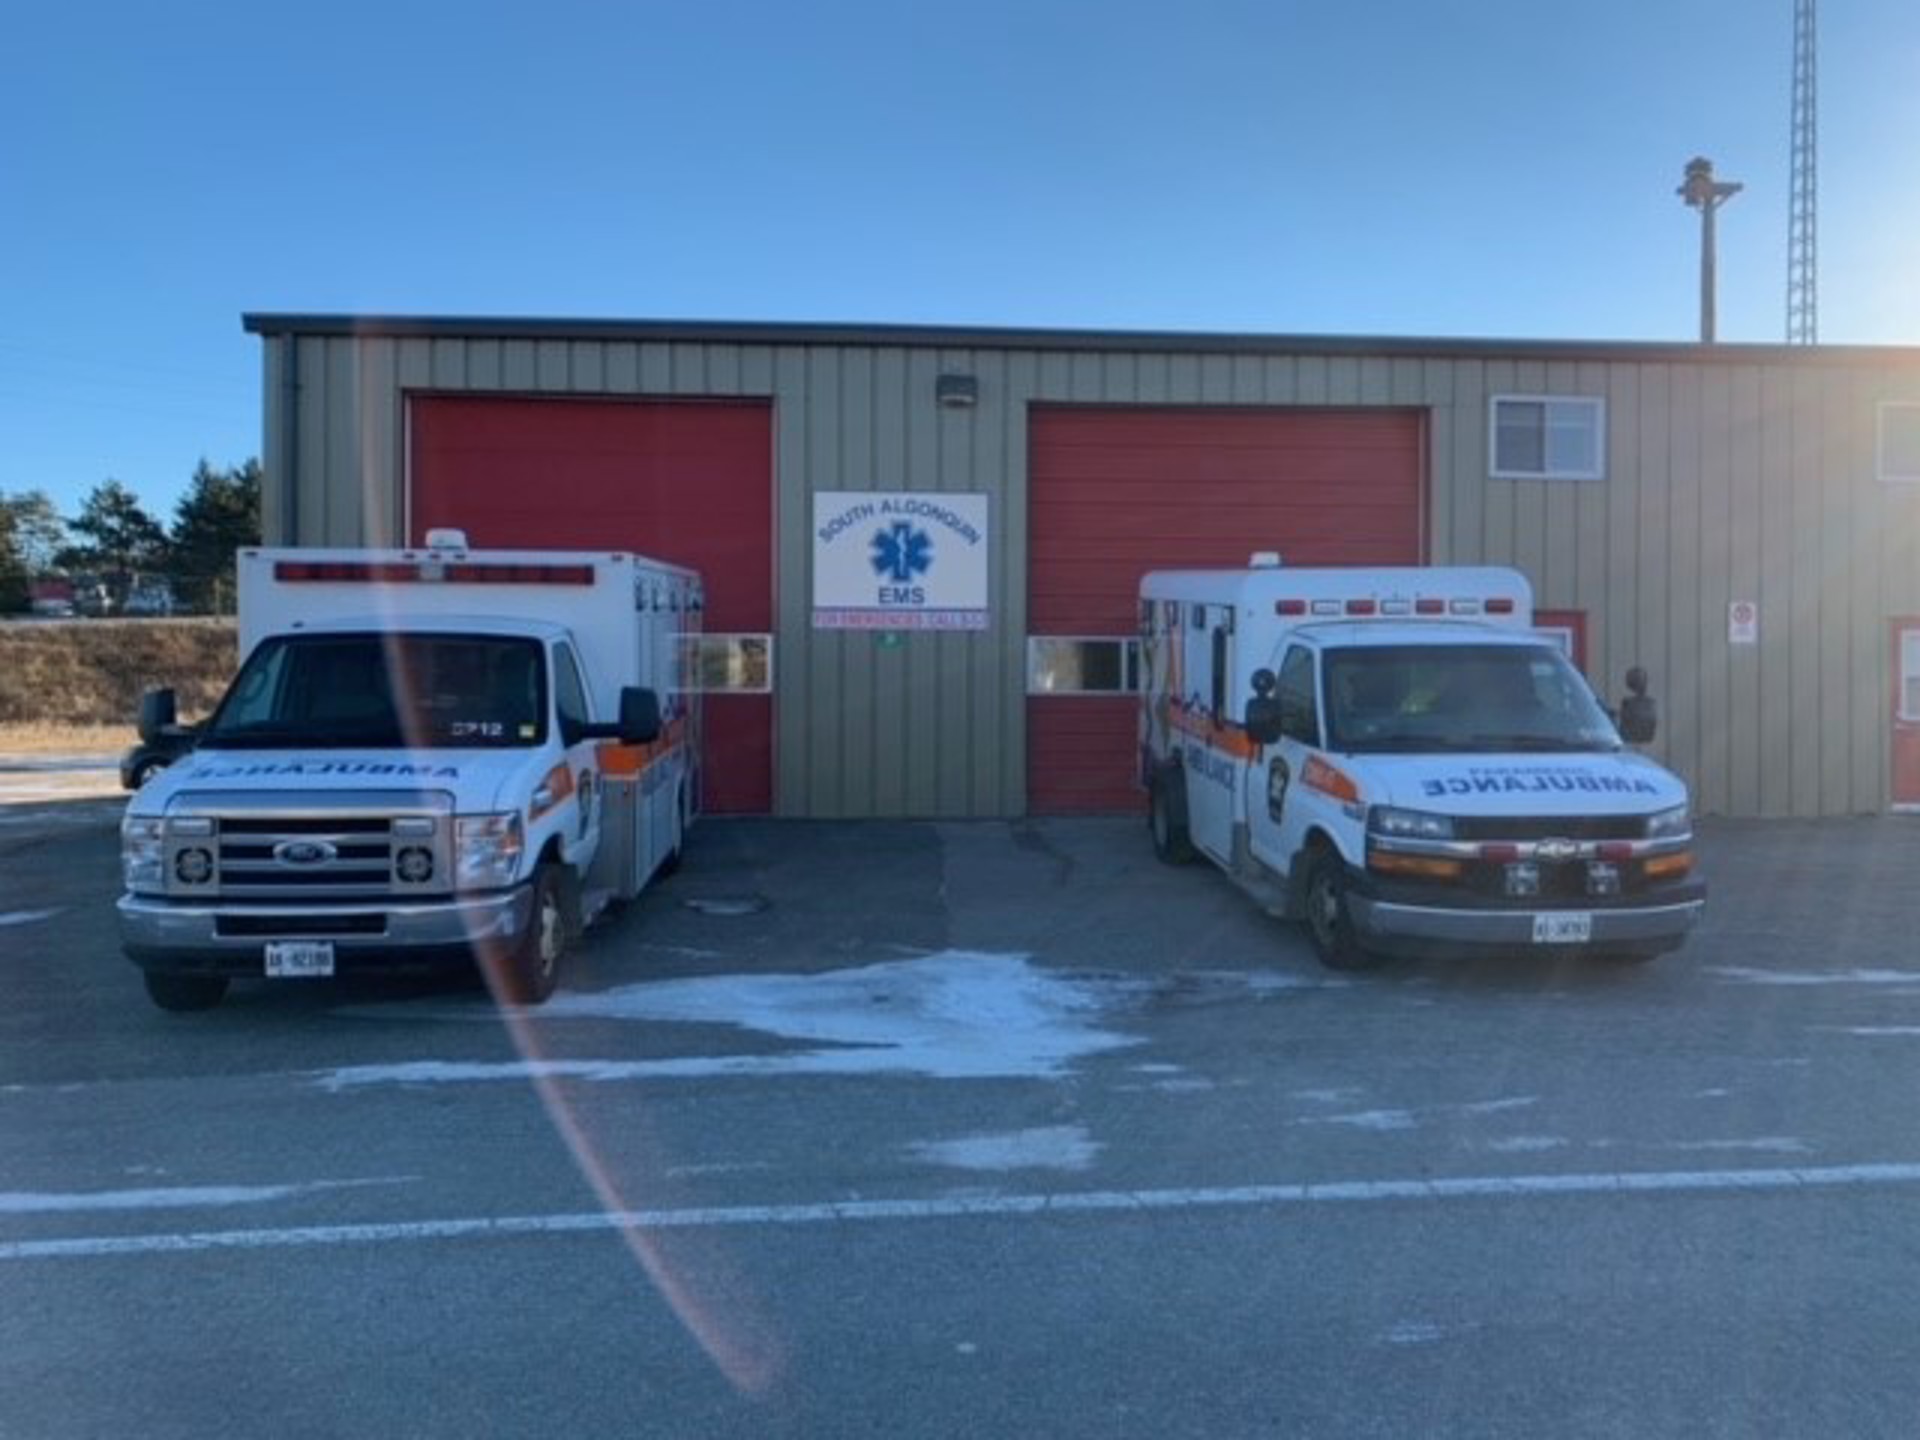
(410, 396), (774, 813)
(1028, 407), (1425, 813)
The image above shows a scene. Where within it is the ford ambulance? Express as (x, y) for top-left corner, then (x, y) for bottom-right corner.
(1139, 558), (1704, 968)
(119, 532), (699, 1011)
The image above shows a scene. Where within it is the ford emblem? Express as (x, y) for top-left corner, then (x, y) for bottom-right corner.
(274, 839), (337, 866)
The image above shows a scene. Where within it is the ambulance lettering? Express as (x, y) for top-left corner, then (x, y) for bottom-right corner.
(1418, 767), (1661, 799)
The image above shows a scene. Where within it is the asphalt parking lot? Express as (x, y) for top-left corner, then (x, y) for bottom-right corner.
(6, 789), (1920, 1438)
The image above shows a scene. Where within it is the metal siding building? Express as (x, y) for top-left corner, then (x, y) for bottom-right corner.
(243, 316), (1920, 820)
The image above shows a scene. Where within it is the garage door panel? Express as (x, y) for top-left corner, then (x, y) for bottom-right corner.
(1032, 450), (1424, 488)
(1028, 406), (1422, 814)
(410, 395), (774, 813)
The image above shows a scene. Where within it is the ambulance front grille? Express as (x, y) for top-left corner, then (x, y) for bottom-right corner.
(1451, 815), (1650, 842)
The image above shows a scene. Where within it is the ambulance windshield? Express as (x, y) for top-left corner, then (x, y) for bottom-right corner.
(199, 632), (549, 750)
(1323, 643), (1620, 754)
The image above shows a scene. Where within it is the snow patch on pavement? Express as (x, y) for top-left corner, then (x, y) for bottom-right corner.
(0, 1177), (408, 1215)
(906, 1125), (1102, 1173)
(317, 951), (1141, 1090)
(1483, 1136), (1570, 1155)
(0, 909), (60, 928)
(1305, 1109), (1420, 1132)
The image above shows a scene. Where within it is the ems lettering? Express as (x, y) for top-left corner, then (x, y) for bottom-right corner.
(878, 585), (927, 605)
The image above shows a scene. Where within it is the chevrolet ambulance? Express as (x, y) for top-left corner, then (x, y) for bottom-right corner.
(119, 532), (699, 1011)
(1139, 558), (1704, 968)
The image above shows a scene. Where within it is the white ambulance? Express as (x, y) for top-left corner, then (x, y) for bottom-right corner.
(1139, 558), (1704, 968)
(119, 532), (700, 1011)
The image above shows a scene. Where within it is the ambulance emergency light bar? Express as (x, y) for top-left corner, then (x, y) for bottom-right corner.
(1274, 596), (1518, 617)
(272, 560), (595, 586)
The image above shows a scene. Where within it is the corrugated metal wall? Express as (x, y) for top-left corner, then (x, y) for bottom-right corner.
(254, 324), (1920, 819)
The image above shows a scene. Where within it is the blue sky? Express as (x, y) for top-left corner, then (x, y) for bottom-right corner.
(4, 0), (1917, 522)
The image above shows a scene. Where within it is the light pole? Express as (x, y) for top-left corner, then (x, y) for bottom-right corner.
(1678, 157), (1743, 343)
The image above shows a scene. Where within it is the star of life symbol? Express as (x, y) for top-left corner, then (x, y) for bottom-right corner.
(871, 521), (933, 583)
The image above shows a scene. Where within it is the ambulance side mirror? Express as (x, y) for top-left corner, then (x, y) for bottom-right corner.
(582, 686), (662, 745)
(617, 687), (663, 746)
(138, 687), (177, 744)
(1617, 666), (1657, 744)
(1244, 668), (1283, 746)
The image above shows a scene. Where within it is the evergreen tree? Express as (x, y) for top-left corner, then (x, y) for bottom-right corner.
(0, 503), (28, 613)
(61, 480), (168, 607)
(168, 459), (261, 613)
(0, 490), (66, 576)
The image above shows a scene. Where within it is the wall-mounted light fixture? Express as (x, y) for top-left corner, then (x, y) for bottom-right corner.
(935, 373), (979, 409)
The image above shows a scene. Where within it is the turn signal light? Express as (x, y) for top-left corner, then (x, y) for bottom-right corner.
(1369, 851), (1464, 879)
(1643, 851), (1693, 879)
(1302, 756), (1362, 804)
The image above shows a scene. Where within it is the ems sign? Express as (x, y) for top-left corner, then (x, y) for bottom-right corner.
(812, 491), (989, 631)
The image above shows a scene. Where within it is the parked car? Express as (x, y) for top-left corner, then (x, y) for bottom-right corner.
(125, 587), (176, 617)
(120, 730), (196, 789)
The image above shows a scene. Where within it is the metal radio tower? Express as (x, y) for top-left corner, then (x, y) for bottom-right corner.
(1787, 0), (1818, 344)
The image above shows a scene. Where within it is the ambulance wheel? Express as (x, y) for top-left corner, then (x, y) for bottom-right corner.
(143, 972), (229, 1012)
(501, 864), (566, 1005)
(1303, 847), (1377, 971)
(1149, 769), (1196, 865)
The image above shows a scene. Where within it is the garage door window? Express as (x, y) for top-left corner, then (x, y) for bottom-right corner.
(1491, 396), (1605, 480)
(1027, 637), (1140, 695)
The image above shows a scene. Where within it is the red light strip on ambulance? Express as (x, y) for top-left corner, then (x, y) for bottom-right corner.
(1273, 595), (1518, 618)
(273, 561), (594, 585)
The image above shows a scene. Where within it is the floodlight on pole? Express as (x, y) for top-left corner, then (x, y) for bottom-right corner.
(1678, 156), (1743, 344)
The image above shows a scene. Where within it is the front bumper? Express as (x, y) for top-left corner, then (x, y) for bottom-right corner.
(1347, 882), (1706, 958)
(118, 885), (535, 977)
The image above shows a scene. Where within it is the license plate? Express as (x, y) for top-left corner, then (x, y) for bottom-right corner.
(1533, 913), (1593, 945)
(265, 941), (335, 978)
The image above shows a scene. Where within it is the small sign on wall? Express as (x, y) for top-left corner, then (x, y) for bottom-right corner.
(1729, 600), (1760, 645)
(813, 491), (990, 631)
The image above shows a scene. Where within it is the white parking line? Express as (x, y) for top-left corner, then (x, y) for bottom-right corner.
(7, 1160), (1920, 1262)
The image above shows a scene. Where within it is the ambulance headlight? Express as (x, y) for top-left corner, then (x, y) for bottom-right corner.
(122, 816), (165, 893)
(1367, 806), (1455, 841)
(1643, 804), (1690, 840)
(455, 813), (524, 890)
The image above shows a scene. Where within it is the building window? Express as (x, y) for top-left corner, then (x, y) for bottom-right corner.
(1879, 403), (1920, 483)
(680, 634), (773, 693)
(1491, 396), (1605, 480)
(1027, 637), (1140, 695)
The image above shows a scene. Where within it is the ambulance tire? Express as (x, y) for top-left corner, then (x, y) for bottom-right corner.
(501, 864), (567, 1005)
(1149, 768), (1197, 865)
(1302, 845), (1379, 972)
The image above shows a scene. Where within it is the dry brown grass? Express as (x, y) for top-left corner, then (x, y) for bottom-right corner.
(0, 619), (236, 729)
(0, 722), (138, 756)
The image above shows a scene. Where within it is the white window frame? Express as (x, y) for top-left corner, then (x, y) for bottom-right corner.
(1901, 631), (1920, 723)
(1531, 624), (1576, 660)
(1026, 636), (1141, 696)
(1490, 395), (1606, 481)
(1877, 402), (1920, 484)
